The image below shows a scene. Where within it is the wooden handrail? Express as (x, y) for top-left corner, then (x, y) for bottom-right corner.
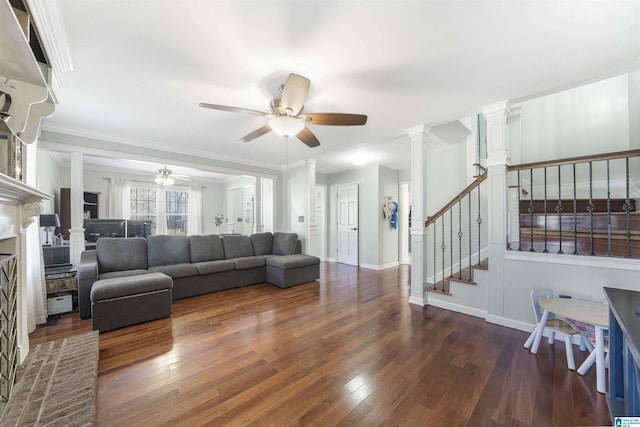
(425, 171), (487, 227)
(507, 149), (640, 172)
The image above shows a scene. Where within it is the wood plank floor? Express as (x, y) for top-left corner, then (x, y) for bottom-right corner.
(30, 262), (612, 426)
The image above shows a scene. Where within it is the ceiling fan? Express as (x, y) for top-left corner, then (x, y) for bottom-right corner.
(199, 73), (367, 148)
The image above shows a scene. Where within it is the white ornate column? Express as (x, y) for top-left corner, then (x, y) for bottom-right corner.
(69, 152), (85, 266)
(253, 177), (264, 233)
(507, 106), (521, 249)
(306, 159), (317, 256)
(408, 125), (430, 306)
(482, 101), (511, 320)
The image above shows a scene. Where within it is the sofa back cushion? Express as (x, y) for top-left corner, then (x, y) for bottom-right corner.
(221, 235), (254, 259)
(147, 235), (190, 267)
(189, 234), (225, 263)
(97, 237), (148, 273)
(272, 232), (298, 255)
(250, 232), (273, 256)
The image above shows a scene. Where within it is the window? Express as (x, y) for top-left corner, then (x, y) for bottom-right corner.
(129, 187), (189, 235)
(166, 190), (188, 235)
(130, 187), (157, 233)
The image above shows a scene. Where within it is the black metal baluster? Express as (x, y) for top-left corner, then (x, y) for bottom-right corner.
(477, 184), (482, 266)
(557, 165), (564, 254)
(468, 192), (472, 280)
(588, 162), (595, 255)
(529, 169), (535, 252)
(517, 170), (522, 251)
(458, 200), (462, 279)
(573, 164), (579, 255)
(543, 167), (548, 253)
(441, 216), (446, 289)
(607, 160), (612, 257)
(450, 208), (453, 280)
(624, 157), (632, 258)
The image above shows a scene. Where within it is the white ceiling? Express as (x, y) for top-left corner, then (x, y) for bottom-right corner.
(42, 0), (640, 176)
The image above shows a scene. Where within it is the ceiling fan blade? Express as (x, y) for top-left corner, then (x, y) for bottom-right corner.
(280, 74), (310, 116)
(303, 113), (367, 126)
(239, 124), (272, 142)
(199, 103), (268, 116)
(295, 127), (320, 148)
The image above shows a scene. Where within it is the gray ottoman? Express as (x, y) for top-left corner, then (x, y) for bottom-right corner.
(266, 254), (320, 288)
(90, 272), (173, 332)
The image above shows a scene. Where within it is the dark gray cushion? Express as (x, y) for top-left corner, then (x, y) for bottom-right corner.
(267, 254), (321, 269)
(99, 269), (152, 280)
(250, 232), (273, 256)
(232, 256), (266, 270)
(91, 272), (173, 302)
(272, 232), (298, 256)
(97, 237), (148, 273)
(221, 235), (254, 259)
(147, 235), (190, 267)
(194, 260), (235, 275)
(189, 234), (225, 263)
(149, 263), (198, 279)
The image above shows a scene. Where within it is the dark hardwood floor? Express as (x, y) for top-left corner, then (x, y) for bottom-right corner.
(30, 262), (611, 426)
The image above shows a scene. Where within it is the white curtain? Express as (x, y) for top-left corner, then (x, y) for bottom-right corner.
(188, 185), (203, 235)
(107, 178), (131, 219)
(155, 187), (167, 235)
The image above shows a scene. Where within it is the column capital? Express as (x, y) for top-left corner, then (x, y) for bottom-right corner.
(482, 101), (511, 120)
(407, 125), (431, 140)
(305, 158), (317, 167)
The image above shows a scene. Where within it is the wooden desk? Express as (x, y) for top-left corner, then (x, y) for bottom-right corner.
(531, 296), (609, 393)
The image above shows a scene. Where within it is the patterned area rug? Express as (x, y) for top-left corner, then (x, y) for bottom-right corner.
(1, 331), (99, 426)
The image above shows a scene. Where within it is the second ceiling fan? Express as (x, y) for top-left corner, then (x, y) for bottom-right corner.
(199, 73), (367, 148)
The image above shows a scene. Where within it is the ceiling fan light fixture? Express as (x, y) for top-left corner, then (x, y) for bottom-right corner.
(155, 166), (175, 186)
(268, 116), (305, 138)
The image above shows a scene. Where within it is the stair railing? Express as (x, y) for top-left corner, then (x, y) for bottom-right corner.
(424, 171), (487, 292)
(507, 149), (640, 258)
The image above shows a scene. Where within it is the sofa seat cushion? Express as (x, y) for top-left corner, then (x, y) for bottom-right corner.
(194, 259), (235, 275)
(91, 272), (173, 302)
(232, 256), (266, 270)
(99, 269), (152, 281)
(267, 254), (321, 270)
(149, 263), (198, 279)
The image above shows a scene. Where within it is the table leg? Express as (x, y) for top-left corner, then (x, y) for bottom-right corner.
(595, 325), (606, 394)
(531, 310), (549, 354)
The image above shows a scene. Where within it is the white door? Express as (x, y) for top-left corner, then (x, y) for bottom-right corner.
(337, 184), (358, 266)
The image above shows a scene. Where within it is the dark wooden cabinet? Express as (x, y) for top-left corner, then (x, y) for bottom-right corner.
(59, 188), (100, 239)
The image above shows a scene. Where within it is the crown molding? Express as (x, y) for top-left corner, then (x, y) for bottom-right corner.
(25, 0), (73, 89)
(40, 123), (283, 172)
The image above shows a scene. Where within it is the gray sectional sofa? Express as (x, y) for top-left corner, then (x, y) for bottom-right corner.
(77, 232), (321, 328)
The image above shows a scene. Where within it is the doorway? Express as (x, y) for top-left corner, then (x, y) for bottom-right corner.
(336, 183), (359, 266)
(316, 185), (326, 261)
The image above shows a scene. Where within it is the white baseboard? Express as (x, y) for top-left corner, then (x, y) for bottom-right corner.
(325, 257), (336, 263)
(408, 296), (426, 306)
(427, 298), (487, 319)
(360, 261), (399, 271)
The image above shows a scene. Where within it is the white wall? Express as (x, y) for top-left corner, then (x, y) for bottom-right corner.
(283, 165), (308, 251)
(519, 74), (630, 163)
(36, 150), (61, 214)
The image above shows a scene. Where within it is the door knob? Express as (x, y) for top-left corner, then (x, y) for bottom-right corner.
(351, 228), (357, 231)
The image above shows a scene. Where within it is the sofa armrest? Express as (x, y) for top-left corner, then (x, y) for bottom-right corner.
(77, 250), (98, 319)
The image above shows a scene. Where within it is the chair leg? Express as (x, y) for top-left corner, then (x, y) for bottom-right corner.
(524, 325), (538, 349)
(564, 335), (575, 370)
(581, 334), (594, 352)
(578, 349), (596, 375)
(579, 335), (586, 351)
(548, 331), (555, 344)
